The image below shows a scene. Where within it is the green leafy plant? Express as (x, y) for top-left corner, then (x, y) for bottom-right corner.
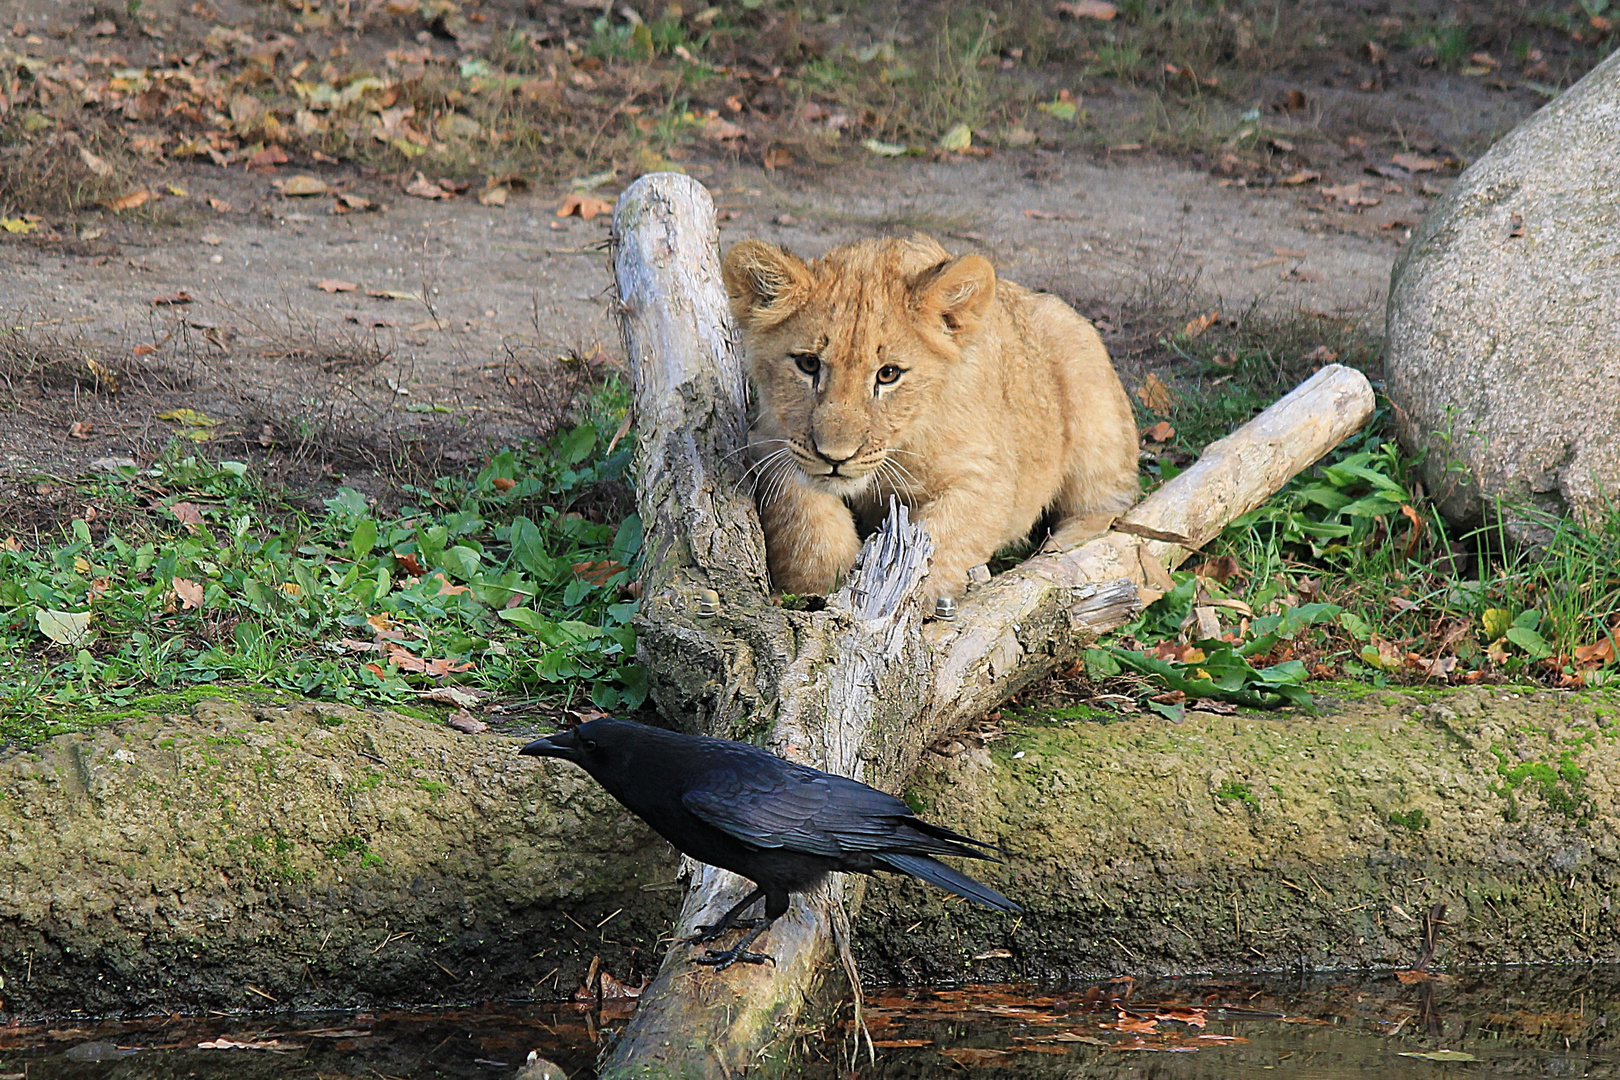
(0, 392), (645, 743)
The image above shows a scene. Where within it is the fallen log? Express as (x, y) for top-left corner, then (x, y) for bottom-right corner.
(603, 172), (1375, 1078)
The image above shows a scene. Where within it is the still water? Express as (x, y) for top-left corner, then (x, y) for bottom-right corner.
(2, 967), (1613, 1078)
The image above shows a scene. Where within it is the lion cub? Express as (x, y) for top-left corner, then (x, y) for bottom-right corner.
(723, 234), (1138, 607)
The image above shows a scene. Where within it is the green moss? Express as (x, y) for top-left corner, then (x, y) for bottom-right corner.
(1490, 746), (1591, 821)
(1388, 807), (1429, 831)
(1215, 780), (1259, 808)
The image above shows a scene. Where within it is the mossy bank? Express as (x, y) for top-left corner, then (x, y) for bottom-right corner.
(6, 686), (1620, 1016)
(0, 698), (679, 1017)
(858, 685), (1620, 982)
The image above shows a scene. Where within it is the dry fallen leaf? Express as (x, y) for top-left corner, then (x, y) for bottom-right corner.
(1321, 183), (1382, 207)
(1279, 170), (1320, 185)
(478, 185), (509, 207)
(79, 147), (115, 178)
(1575, 638), (1616, 668)
(1182, 310), (1220, 338)
(67, 421), (92, 439)
(1055, 0), (1117, 18)
(332, 192), (373, 213)
(151, 291), (194, 306)
(316, 279), (359, 293)
(170, 502), (205, 530)
(557, 192), (614, 220)
(1135, 372), (1176, 413)
(1391, 152), (1442, 172)
(701, 116), (747, 142)
(173, 576), (205, 610)
(273, 174), (328, 197)
(447, 709), (488, 734)
(1142, 420), (1176, 443)
(208, 197), (233, 212)
(405, 172), (452, 199)
(107, 189), (153, 212)
(246, 145), (289, 168)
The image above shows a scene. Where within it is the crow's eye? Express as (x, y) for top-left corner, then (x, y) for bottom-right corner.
(876, 365), (903, 385)
(792, 352), (821, 377)
(582, 738), (599, 753)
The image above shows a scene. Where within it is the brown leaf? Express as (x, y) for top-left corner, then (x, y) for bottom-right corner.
(106, 189), (154, 212)
(1395, 969), (1432, 984)
(1189, 554), (1243, 583)
(1135, 372), (1176, 414)
(491, 477), (516, 492)
(1182, 310), (1220, 338)
(556, 192), (614, 220)
(1321, 183), (1382, 207)
(208, 197), (234, 213)
(447, 709), (488, 734)
(1279, 170), (1320, 185)
(572, 559), (627, 585)
(1142, 420), (1176, 443)
(405, 172), (452, 200)
(1276, 88), (1308, 113)
(941, 1047), (1012, 1065)
(170, 502), (205, 530)
(173, 576), (205, 610)
(478, 185), (509, 207)
(1391, 152), (1442, 173)
(332, 192), (373, 213)
(272, 174), (328, 197)
(68, 421), (93, 439)
(1305, 345), (1339, 363)
(151, 291), (194, 306)
(598, 971), (645, 999)
(316, 279), (359, 293)
(1574, 638), (1616, 668)
(432, 574), (470, 596)
(1055, 0), (1117, 18)
(701, 116), (747, 142)
(247, 145), (289, 169)
(395, 551), (425, 575)
(762, 147), (794, 169)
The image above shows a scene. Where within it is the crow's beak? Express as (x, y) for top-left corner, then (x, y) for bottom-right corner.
(519, 732), (573, 758)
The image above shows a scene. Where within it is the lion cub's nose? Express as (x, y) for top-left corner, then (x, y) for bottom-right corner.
(814, 444), (857, 466)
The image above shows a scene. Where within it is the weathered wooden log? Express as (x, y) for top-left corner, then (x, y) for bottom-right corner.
(603, 172), (1376, 1078)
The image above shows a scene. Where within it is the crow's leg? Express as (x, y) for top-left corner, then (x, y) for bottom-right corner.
(686, 886), (767, 946)
(693, 887), (789, 971)
(692, 917), (776, 971)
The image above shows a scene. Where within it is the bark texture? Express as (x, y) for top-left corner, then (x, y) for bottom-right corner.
(602, 172), (1377, 1078)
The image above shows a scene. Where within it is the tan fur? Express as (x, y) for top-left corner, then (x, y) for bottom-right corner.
(723, 234), (1139, 606)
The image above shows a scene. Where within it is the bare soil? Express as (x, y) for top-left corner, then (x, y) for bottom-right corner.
(0, 0), (1579, 489)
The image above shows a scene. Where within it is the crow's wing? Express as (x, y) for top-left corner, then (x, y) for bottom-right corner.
(680, 756), (995, 859)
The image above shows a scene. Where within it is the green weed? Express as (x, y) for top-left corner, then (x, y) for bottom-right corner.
(0, 386), (645, 744)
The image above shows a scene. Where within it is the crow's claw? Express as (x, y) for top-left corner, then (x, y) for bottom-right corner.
(686, 918), (765, 946)
(694, 948), (775, 971)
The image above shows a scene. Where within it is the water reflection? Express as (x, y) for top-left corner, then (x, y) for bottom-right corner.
(3, 967), (1618, 1078)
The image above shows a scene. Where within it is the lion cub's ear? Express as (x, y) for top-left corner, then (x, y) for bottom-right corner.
(913, 255), (996, 337)
(722, 240), (812, 328)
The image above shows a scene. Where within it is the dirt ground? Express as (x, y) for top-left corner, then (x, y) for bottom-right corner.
(0, 0), (1571, 487)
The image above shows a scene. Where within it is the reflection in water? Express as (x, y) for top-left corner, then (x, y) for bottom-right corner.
(4, 967), (1618, 1078)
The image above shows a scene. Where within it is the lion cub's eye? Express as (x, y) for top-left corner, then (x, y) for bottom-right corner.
(875, 365), (904, 386)
(792, 352), (821, 377)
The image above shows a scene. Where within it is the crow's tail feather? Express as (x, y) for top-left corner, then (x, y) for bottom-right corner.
(877, 853), (1021, 912)
(906, 818), (1007, 858)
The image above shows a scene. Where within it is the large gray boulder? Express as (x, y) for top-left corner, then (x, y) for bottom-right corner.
(1386, 47), (1620, 538)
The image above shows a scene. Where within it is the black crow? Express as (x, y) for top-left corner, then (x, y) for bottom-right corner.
(519, 717), (1019, 969)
